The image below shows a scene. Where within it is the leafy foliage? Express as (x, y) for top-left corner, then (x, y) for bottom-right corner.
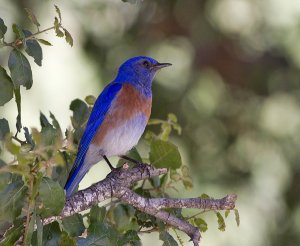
(0, 5), (239, 246)
(0, 66), (14, 106)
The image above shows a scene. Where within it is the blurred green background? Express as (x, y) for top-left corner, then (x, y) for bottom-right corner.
(1, 0), (300, 245)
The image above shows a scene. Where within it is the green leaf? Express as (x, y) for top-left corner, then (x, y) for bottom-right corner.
(23, 30), (43, 66)
(112, 204), (138, 232)
(0, 118), (10, 140)
(182, 176), (193, 190)
(0, 179), (27, 223)
(159, 231), (179, 246)
(89, 205), (106, 224)
(0, 18), (7, 39)
(200, 193), (210, 199)
(54, 17), (64, 38)
(23, 127), (35, 147)
(37, 39), (52, 46)
(37, 177), (65, 218)
(0, 161), (12, 191)
(216, 212), (226, 232)
(160, 122), (172, 141)
(25, 8), (40, 28)
(36, 215), (43, 246)
(32, 222), (62, 246)
(14, 87), (22, 133)
(40, 112), (52, 128)
(0, 66), (14, 106)
(168, 113), (177, 123)
(8, 49), (33, 89)
(149, 140), (182, 169)
(24, 212), (36, 246)
(193, 218), (208, 232)
(12, 24), (24, 39)
(63, 28), (73, 47)
(78, 222), (118, 246)
(170, 170), (180, 181)
(60, 231), (77, 246)
(55, 5), (62, 22)
(117, 147), (142, 167)
(85, 95), (96, 105)
(50, 112), (61, 133)
(0, 219), (23, 246)
(234, 209), (240, 226)
(62, 214), (85, 237)
(117, 230), (141, 246)
(225, 210), (230, 218)
(70, 99), (89, 129)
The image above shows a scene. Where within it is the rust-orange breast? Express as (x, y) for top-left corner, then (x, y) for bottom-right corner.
(92, 84), (152, 145)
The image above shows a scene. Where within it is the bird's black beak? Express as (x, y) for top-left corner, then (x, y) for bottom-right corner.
(153, 62), (172, 70)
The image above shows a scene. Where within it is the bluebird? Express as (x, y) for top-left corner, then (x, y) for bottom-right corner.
(64, 56), (171, 197)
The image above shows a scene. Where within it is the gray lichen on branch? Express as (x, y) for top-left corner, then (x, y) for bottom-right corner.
(44, 163), (237, 246)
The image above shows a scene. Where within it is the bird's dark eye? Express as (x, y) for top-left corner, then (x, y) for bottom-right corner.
(142, 60), (150, 68)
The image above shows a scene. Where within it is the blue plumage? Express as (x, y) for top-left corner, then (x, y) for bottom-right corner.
(64, 56), (171, 197)
(65, 83), (122, 196)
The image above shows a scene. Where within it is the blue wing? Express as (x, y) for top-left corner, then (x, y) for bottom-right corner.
(64, 82), (122, 197)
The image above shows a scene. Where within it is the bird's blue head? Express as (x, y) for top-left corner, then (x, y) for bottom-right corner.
(113, 56), (171, 97)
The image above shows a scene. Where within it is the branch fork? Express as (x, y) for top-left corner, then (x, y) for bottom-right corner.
(45, 163), (237, 245)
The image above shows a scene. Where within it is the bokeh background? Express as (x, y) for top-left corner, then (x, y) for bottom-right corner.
(1, 0), (300, 245)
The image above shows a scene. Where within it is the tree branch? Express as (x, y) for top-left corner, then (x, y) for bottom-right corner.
(43, 163), (237, 245)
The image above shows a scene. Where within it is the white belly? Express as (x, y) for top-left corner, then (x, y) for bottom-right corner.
(84, 113), (147, 166)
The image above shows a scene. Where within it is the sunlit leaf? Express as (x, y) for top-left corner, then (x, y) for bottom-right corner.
(25, 8), (40, 28)
(37, 177), (65, 218)
(200, 193), (210, 199)
(37, 39), (52, 46)
(149, 139), (182, 169)
(12, 24), (24, 39)
(160, 122), (171, 141)
(216, 212), (226, 232)
(234, 209), (240, 226)
(182, 176), (193, 190)
(62, 214), (85, 237)
(0, 17), (7, 39)
(0, 179), (27, 223)
(54, 17), (64, 38)
(0, 66), (14, 106)
(23, 30), (43, 66)
(55, 5), (62, 22)
(63, 28), (73, 47)
(168, 113), (177, 123)
(85, 95), (96, 105)
(193, 218), (208, 232)
(225, 210), (230, 218)
(170, 169), (180, 181)
(8, 49), (33, 89)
